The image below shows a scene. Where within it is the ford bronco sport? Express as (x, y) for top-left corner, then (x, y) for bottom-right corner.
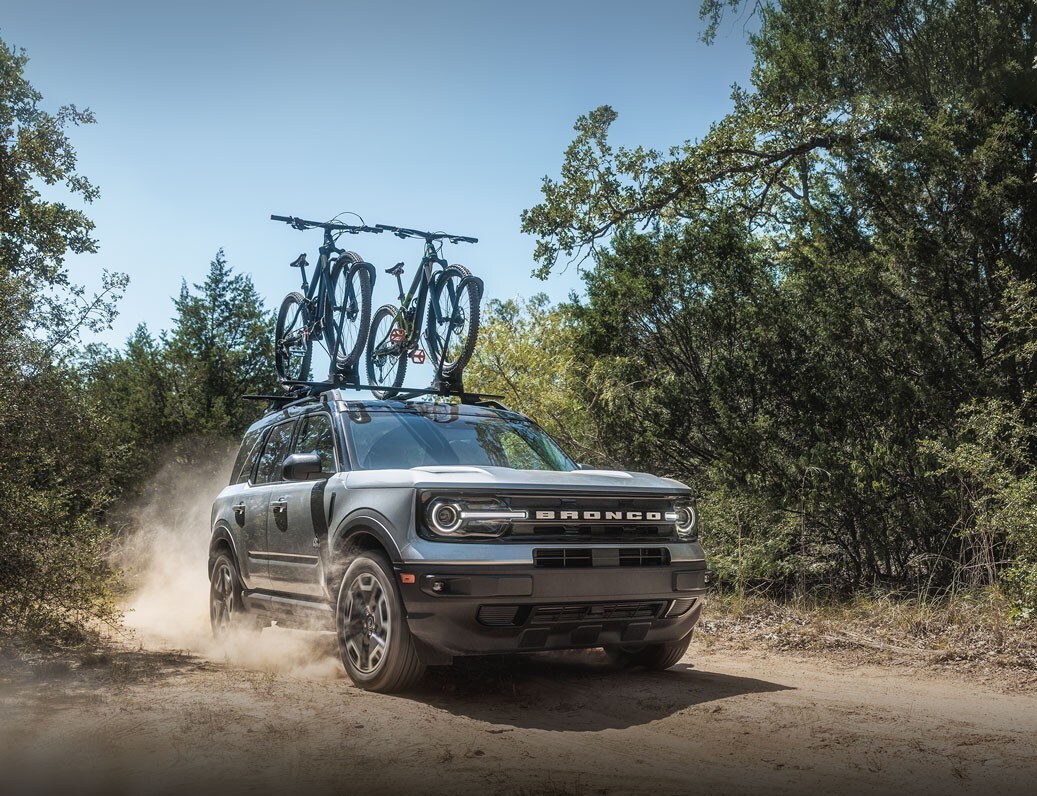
(209, 391), (708, 692)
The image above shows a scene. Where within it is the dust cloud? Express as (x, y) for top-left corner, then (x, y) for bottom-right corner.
(111, 442), (343, 680)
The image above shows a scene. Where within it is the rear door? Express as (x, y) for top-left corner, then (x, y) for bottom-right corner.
(223, 426), (269, 589)
(248, 418), (299, 592)
(266, 410), (338, 598)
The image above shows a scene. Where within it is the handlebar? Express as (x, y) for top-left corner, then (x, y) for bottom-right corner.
(375, 223), (477, 244)
(270, 214), (383, 235)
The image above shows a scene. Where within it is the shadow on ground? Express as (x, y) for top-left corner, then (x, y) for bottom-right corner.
(410, 649), (792, 731)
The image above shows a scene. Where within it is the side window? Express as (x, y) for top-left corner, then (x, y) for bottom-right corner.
(293, 412), (337, 474)
(230, 427), (265, 485)
(254, 420), (297, 484)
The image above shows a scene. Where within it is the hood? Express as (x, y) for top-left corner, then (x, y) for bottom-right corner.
(342, 465), (691, 495)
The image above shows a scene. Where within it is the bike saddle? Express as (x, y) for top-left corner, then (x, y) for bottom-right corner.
(290, 253), (308, 268)
(385, 262), (405, 277)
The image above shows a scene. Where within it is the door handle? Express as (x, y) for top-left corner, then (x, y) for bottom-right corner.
(233, 502), (246, 515)
(271, 498), (288, 513)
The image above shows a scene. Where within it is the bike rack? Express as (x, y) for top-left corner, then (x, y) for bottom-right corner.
(265, 215), (493, 410)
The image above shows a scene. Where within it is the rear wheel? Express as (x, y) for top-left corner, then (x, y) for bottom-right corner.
(604, 632), (693, 671)
(335, 551), (425, 692)
(326, 252), (372, 378)
(209, 553), (263, 636)
(274, 291), (312, 383)
(425, 264), (481, 377)
(366, 304), (408, 398)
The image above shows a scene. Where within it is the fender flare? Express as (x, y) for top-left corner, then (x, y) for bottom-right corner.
(330, 508), (404, 564)
(208, 523), (243, 577)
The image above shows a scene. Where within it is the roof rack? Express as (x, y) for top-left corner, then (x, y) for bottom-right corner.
(243, 379), (506, 415)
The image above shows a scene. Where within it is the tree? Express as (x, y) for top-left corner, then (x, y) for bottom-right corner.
(82, 251), (277, 492)
(163, 249), (277, 439)
(521, 0), (1037, 598)
(0, 37), (124, 641)
(464, 295), (608, 465)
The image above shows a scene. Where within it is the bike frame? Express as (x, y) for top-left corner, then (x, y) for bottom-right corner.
(271, 215), (380, 347)
(389, 237), (449, 350)
(293, 226), (341, 340)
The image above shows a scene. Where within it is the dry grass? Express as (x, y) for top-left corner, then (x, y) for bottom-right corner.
(699, 589), (1037, 687)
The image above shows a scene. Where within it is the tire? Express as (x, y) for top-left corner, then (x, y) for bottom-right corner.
(209, 552), (264, 637)
(275, 291), (312, 383)
(335, 551), (426, 692)
(326, 252), (372, 377)
(605, 631), (693, 671)
(425, 264), (481, 377)
(365, 304), (408, 399)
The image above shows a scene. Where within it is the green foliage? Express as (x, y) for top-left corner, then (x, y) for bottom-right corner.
(0, 38), (124, 641)
(521, 0), (1037, 599)
(464, 294), (608, 465)
(81, 250), (277, 491)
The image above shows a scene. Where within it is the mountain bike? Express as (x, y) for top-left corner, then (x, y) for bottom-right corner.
(270, 214), (381, 384)
(365, 225), (483, 398)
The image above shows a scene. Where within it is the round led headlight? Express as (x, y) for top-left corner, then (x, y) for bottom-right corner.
(674, 504), (698, 540)
(427, 499), (464, 535)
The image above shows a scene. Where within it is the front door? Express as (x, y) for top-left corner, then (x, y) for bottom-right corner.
(266, 411), (337, 598)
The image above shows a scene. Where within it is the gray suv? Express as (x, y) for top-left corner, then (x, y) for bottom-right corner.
(209, 391), (709, 692)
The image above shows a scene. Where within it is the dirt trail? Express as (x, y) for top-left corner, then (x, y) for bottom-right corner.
(3, 628), (1036, 796)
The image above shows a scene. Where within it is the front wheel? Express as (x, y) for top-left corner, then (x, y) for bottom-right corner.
(274, 291), (313, 383)
(425, 264), (481, 377)
(335, 552), (426, 692)
(326, 252), (372, 378)
(365, 304), (408, 399)
(604, 632), (693, 671)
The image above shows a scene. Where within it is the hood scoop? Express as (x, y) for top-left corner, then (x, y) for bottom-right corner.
(567, 470), (633, 479)
(412, 465), (492, 476)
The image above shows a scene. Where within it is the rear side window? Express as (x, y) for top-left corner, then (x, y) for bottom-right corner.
(230, 427), (265, 485)
(254, 420), (297, 484)
(293, 412), (337, 474)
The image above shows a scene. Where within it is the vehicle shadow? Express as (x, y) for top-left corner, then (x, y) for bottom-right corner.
(409, 649), (792, 732)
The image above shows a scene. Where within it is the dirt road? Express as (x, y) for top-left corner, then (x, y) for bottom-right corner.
(3, 627), (1036, 796)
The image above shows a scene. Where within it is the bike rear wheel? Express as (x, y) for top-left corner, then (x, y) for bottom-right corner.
(366, 304), (408, 398)
(425, 264), (481, 377)
(275, 291), (312, 383)
(327, 251), (373, 378)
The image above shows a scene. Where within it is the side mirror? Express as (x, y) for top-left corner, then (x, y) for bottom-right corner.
(282, 453), (324, 481)
(576, 462), (594, 471)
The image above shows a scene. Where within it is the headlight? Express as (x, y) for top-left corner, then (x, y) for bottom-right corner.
(427, 499), (464, 534)
(672, 502), (698, 541)
(425, 497), (528, 538)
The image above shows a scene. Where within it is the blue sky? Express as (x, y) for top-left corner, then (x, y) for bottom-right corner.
(5, 0), (754, 379)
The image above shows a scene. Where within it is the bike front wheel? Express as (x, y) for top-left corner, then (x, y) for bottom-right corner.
(275, 291), (313, 383)
(326, 251), (373, 379)
(426, 264), (481, 377)
(365, 304), (408, 399)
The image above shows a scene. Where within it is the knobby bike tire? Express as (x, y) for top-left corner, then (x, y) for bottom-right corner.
(326, 251), (373, 377)
(275, 291), (312, 383)
(425, 264), (481, 377)
(366, 304), (408, 399)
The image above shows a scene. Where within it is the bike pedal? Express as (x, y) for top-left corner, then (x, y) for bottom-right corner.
(410, 349), (426, 364)
(389, 328), (406, 343)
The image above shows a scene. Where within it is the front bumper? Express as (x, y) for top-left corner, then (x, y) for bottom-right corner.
(395, 560), (709, 657)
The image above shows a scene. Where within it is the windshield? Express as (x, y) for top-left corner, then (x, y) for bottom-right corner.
(342, 403), (575, 472)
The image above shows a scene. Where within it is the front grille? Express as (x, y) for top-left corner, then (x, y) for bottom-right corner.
(531, 601), (666, 624)
(533, 547), (670, 568)
(533, 548), (593, 568)
(503, 494), (679, 541)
